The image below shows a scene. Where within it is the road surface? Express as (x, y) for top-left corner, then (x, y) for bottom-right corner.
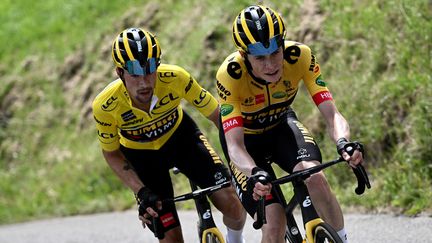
(0, 210), (430, 242)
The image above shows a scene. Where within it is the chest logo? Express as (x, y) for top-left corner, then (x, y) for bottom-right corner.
(272, 91), (287, 99)
(220, 104), (234, 116)
(152, 93), (179, 114)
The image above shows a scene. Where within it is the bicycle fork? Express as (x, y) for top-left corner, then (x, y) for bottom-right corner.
(190, 182), (224, 242)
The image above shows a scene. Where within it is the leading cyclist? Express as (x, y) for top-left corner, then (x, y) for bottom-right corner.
(216, 5), (364, 243)
(92, 27), (246, 243)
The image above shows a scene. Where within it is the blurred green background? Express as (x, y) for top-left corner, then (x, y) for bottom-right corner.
(0, 0), (431, 224)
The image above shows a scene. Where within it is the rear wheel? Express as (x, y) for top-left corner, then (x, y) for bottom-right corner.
(314, 222), (343, 243)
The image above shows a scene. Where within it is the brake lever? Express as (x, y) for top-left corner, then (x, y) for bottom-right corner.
(345, 145), (371, 195)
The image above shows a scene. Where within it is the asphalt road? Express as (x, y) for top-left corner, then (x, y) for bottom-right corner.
(0, 210), (430, 242)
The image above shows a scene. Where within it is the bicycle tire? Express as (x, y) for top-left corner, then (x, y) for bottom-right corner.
(203, 231), (225, 243)
(313, 222), (343, 243)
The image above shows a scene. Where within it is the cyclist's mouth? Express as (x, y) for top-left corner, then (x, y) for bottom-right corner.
(138, 89), (152, 95)
(265, 69), (281, 78)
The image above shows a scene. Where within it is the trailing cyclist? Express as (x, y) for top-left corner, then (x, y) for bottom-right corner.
(92, 27), (246, 243)
(216, 5), (364, 243)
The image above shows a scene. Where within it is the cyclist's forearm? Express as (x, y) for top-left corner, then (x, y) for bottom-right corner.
(318, 101), (350, 142)
(102, 149), (144, 194)
(228, 145), (256, 176)
(329, 112), (350, 142)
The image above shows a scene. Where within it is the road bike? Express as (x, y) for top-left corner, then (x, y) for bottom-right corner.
(253, 148), (371, 243)
(150, 167), (228, 243)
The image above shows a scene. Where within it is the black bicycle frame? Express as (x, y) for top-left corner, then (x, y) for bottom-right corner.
(151, 170), (231, 240)
(188, 180), (219, 241)
(253, 156), (371, 241)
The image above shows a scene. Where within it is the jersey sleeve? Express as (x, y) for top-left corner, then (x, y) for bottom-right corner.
(92, 99), (120, 151)
(300, 45), (333, 106)
(216, 60), (244, 133)
(176, 67), (218, 117)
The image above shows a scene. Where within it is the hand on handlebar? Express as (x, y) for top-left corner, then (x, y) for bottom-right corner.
(336, 138), (364, 168)
(247, 167), (272, 201)
(136, 187), (162, 227)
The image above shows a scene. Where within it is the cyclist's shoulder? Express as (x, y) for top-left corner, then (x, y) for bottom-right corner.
(92, 79), (124, 111)
(216, 51), (247, 84)
(157, 63), (191, 84)
(283, 40), (313, 59)
(282, 40), (315, 71)
(283, 40), (313, 52)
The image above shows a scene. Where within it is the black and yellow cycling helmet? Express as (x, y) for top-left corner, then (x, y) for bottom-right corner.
(111, 27), (161, 76)
(232, 5), (285, 56)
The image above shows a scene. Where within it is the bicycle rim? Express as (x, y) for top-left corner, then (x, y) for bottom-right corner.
(314, 222), (343, 243)
(204, 232), (224, 243)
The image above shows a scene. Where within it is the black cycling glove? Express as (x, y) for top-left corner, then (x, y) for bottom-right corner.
(247, 167), (271, 192)
(336, 138), (365, 157)
(136, 187), (160, 216)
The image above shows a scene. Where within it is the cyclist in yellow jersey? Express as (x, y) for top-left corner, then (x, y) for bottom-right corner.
(92, 27), (246, 243)
(216, 6), (364, 243)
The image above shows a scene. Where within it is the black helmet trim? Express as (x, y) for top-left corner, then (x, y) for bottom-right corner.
(111, 28), (161, 69)
(232, 5), (285, 53)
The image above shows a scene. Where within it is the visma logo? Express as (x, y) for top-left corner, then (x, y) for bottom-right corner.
(302, 196), (312, 208)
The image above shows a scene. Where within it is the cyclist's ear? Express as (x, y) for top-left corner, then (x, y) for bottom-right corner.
(116, 67), (125, 81)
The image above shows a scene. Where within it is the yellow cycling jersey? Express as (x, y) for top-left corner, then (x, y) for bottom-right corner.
(216, 41), (333, 134)
(92, 64), (218, 151)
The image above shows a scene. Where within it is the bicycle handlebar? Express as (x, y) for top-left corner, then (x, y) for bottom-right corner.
(171, 180), (231, 202)
(252, 154), (371, 229)
(151, 180), (232, 239)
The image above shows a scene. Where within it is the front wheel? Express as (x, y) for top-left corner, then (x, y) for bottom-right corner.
(203, 232), (225, 243)
(314, 222), (343, 243)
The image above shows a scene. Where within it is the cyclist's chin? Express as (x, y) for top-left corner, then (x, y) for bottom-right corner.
(264, 73), (282, 83)
(261, 68), (282, 83)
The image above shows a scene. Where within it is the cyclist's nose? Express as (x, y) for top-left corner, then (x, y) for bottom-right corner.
(138, 75), (153, 88)
(263, 58), (277, 70)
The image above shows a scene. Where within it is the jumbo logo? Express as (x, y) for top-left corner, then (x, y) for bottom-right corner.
(121, 110), (179, 142)
(272, 91), (287, 99)
(102, 96), (118, 111)
(220, 104), (234, 116)
(216, 80), (231, 101)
